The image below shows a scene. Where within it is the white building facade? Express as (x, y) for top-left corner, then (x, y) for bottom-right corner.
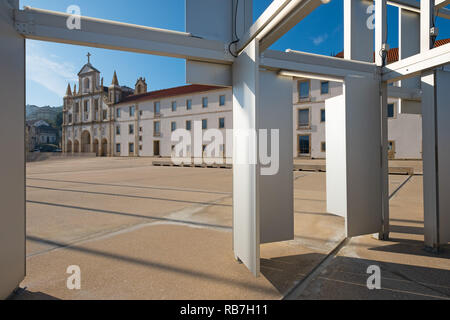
(63, 58), (422, 160)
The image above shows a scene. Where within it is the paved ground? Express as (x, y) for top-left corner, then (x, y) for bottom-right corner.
(13, 157), (449, 300)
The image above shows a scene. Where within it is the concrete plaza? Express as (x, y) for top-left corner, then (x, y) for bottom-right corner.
(13, 157), (450, 300)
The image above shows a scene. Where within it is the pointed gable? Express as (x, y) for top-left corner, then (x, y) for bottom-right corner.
(78, 63), (100, 76)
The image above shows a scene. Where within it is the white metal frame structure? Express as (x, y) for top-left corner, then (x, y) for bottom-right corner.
(1, 0), (449, 297)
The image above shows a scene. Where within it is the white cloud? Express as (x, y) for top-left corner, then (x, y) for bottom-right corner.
(26, 42), (78, 97)
(312, 33), (328, 46)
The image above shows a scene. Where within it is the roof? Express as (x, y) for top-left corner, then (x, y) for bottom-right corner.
(120, 84), (226, 104)
(335, 38), (450, 64)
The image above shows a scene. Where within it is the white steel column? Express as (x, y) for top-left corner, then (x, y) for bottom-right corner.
(0, 0), (26, 299)
(375, 0), (390, 240)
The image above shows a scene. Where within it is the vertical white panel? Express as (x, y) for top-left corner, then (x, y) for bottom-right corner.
(399, 8), (421, 114)
(423, 70), (450, 247)
(422, 71), (438, 248)
(232, 39), (260, 276)
(326, 76), (382, 237)
(436, 70), (450, 244)
(0, 0), (26, 299)
(185, 0), (252, 86)
(186, 0), (233, 42)
(259, 70), (294, 244)
(344, 0), (374, 62)
(186, 61), (231, 86)
(326, 95), (347, 218)
(345, 76), (382, 237)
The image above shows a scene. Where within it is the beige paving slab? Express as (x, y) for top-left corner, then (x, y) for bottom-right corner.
(17, 157), (442, 300)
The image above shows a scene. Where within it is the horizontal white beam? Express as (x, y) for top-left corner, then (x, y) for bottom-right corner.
(278, 70), (344, 82)
(238, 0), (323, 53)
(387, 0), (450, 18)
(382, 42), (450, 81)
(388, 86), (422, 100)
(15, 7), (233, 64)
(261, 49), (377, 79)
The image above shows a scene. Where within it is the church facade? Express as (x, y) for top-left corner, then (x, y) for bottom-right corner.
(62, 56), (422, 160)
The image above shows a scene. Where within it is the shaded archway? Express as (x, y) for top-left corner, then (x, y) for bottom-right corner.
(101, 138), (108, 157)
(93, 139), (99, 156)
(74, 140), (80, 153)
(66, 140), (72, 153)
(81, 130), (91, 153)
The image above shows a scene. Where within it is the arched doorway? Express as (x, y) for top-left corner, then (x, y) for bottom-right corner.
(93, 139), (99, 156)
(66, 140), (72, 153)
(101, 138), (108, 157)
(81, 130), (91, 153)
(74, 140), (80, 153)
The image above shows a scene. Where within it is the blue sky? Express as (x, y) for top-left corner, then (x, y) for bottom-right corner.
(23, 0), (450, 107)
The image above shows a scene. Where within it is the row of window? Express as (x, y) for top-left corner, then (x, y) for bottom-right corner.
(116, 95), (227, 119)
(297, 103), (396, 128)
(298, 80), (330, 100)
(115, 118), (227, 137)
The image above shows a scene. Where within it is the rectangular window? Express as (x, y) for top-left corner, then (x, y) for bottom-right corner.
(75, 103), (80, 113)
(129, 106), (135, 117)
(172, 101), (177, 112)
(129, 124), (134, 134)
(84, 100), (89, 113)
(129, 143), (134, 154)
(154, 101), (161, 115)
(116, 108), (121, 118)
(299, 80), (310, 99)
(139, 136), (143, 142)
(202, 97), (208, 108)
(202, 119), (208, 130)
(320, 109), (326, 122)
(186, 120), (192, 131)
(103, 110), (107, 120)
(298, 109), (310, 128)
(320, 81), (329, 94)
(154, 121), (161, 136)
(171, 121), (177, 132)
(321, 141), (326, 152)
(298, 135), (311, 156)
(186, 99), (192, 110)
(116, 143), (121, 153)
(388, 103), (395, 118)
(219, 95), (226, 106)
(219, 117), (225, 129)
(116, 125), (121, 135)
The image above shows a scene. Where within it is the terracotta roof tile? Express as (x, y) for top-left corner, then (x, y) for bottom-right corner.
(335, 38), (449, 64)
(119, 84), (226, 104)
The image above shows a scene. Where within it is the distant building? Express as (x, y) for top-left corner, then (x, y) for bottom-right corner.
(63, 52), (426, 160)
(27, 120), (59, 147)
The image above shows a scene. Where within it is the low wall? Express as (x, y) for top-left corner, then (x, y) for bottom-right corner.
(26, 152), (96, 162)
